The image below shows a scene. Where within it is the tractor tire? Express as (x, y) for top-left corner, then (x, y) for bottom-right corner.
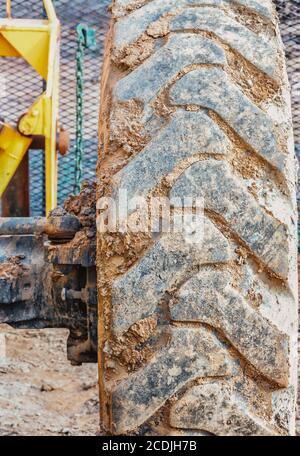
(97, 0), (298, 436)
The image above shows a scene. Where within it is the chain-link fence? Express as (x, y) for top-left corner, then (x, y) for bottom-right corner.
(276, 0), (299, 162)
(0, 1), (299, 215)
(55, 0), (110, 211)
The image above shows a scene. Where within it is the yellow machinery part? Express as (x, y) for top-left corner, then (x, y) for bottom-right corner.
(0, 0), (60, 214)
(0, 29), (50, 80)
(0, 124), (32, 194)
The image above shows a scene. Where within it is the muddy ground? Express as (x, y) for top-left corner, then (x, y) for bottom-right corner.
(0, 326), (99, 436)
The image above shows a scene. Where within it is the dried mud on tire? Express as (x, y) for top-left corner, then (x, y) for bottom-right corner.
(97, 0), (298, 436)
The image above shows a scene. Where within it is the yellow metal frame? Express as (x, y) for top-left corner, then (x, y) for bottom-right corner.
(0, 0), (60, 214)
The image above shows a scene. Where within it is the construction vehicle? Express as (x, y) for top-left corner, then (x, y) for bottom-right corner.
(0, 0), (95, 357)
(0, 0), (298, 437)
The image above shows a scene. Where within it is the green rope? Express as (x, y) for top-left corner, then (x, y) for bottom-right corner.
(74, 24), (96, 195)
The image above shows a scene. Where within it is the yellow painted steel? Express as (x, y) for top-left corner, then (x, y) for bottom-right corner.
(0, 123), (32, 188)
(6, 0), (11, 19)
(0, 0), (60, 214)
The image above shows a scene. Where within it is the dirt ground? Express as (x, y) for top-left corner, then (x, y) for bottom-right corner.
(0, 326), (99, 436)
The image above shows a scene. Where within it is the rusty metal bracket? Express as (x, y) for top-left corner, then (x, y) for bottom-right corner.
(0, 214), (97, 364)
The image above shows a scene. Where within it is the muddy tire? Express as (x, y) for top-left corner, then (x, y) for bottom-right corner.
(98, 0), (298, 436)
